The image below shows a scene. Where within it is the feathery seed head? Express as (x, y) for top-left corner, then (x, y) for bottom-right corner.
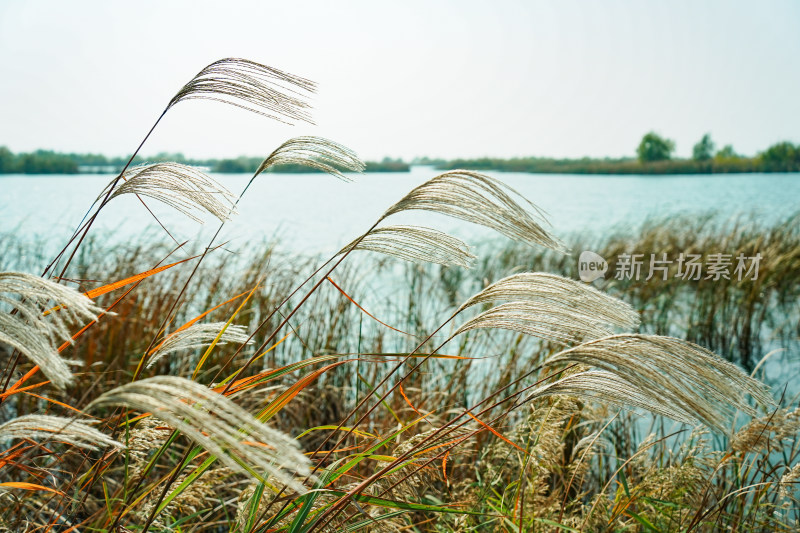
(257, 136), (365, 181)
(0, 271), (103, 388)
(544, 334), (774, 433)
(0, 414), (122, 451)
(146, 322), (252, 369)
(339, 225), (476, 268)
(99, 163), (237, 223)
(381, 170), (567, 252)
(168, 58), (315, 125)
(87, 376), (313, 493)
(452, 272), (639, 345)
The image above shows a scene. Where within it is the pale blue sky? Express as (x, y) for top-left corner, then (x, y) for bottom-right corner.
(1, 0), (798, 161)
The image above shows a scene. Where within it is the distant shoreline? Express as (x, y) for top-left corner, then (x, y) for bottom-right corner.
(2, 147), (799, 175)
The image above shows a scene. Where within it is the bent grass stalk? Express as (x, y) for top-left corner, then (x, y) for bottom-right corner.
(2, 57), (795, 532)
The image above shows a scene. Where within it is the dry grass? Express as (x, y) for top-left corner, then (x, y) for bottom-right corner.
(0, 58), (798, 532)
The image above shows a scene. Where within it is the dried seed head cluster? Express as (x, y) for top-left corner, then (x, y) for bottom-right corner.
(731, 407), (800, 453)
(167, 57), (316, 124)
(544, 334), (774, 432)
(87, 376), (312, 493)
(257, 136), (365, 182)
(381, 170), (567, 252)
(340, 225), (476, 268)
(100, 163), (238, 223)
(147, 322), (252, 368)
(0, 271), (103, 388)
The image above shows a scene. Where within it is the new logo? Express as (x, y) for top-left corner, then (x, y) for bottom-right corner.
(578, 251), (608, 282)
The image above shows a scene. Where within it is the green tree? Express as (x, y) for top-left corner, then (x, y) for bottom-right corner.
(637, 132), (675, 163)
(759, 141), (800, 170)
(714, 144), (740, 160)
(0, 146), (17, 173)
(692, 133), (715, 161)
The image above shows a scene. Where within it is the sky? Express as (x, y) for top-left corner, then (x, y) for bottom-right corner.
(1, 1), (799, 161)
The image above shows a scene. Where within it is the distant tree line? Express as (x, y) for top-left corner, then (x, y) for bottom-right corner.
(2, 136), (799, 175)
(0, 147), (80, 173)
(434, 134), (800, 174)
(0, 149), (409, 174)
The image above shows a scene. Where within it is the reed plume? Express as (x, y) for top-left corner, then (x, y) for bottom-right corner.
(452, 300), (626, 346)
(381, 170), (566, 252)
(146, 322), (252, 369)
(531, 370), (697, 423)
(256, 136), (365, 182)
(167, 58), (315, 125)
(87, 376), (312, 493)
(98, 163), (237, 223)
(544, 334), (774, 432)
(451, 272), (639, 345)
(457, 272), (640, 330)
(0, 271), (103, 388)
(0, 414), (122, 450)
(339, 225), (476, 267)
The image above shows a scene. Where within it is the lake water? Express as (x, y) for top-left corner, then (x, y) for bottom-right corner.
(2, 168), (799, 258)
(2, 168), (799, 398)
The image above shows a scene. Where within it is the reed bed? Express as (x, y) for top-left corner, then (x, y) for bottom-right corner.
(0, 58), (798, 532)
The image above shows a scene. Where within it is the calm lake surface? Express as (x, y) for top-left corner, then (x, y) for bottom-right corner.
(2, 168), (799, 256)
(2, 169), (799, 395)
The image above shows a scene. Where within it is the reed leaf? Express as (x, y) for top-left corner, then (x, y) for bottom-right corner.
(256, 136), (365, 182)
(87, 376), (312, 493)
(339, 225), (476, 267)
(146, 322), (252, 369)
(167, 58), (315, 125)
(0, 414), (122, 450)
(381, 170), (566, 251)
(0, 272), (103, 388)
(98, 163), (237, 223)
(544, 334), (774, 433)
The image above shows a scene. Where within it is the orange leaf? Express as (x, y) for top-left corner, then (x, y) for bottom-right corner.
(44, 253), (201, 317)
(83, 255), (201, 300)
(4, 365), (42, 396)
(0, 380), (50, 399)
(23, 391), (93, 417)
(326, 277), (415, 337)
(254, 362), (347, 421)
(398, 382), (422, 416)
(57, 281), (141, 353)
(466, 411), (528, 455)
(0, 481), (63, 494)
